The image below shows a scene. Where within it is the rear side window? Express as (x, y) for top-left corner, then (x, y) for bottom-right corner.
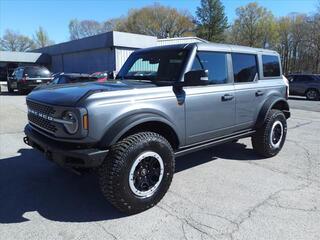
(232, 53), (258, 83)
(192, 52), (228, 84)
(25, 67), (50, 78)
(295, 75), (315, 82)
(262, 55), (280, 77)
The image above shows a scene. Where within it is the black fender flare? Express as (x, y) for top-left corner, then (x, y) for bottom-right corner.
(255, 96), (290, 129)
(98, 113), (179, 148)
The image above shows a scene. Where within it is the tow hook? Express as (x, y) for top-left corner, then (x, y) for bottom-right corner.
(23, 136), (30, 146)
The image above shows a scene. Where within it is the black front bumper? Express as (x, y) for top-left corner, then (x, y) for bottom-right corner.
(24, 125), (108, 168)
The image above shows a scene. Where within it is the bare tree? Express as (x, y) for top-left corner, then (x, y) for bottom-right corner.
(69, 19), (114, 40)
(229, 3), (278, 48)
(0, 29), (35, 52)
(33, 26), (54, 48)
(115, 4), (195, 38)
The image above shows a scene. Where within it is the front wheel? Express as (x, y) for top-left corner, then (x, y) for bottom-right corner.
(252, 109), (287, 157)
(99, 132), (175, 214)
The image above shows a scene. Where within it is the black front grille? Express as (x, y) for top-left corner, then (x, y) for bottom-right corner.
(27, 100), (56, 115)
(27, 100), (57, 133)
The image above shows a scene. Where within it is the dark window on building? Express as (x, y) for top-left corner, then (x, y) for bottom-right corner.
(262, 55), (280, 77)
(192, 52), (228, 84)
(232, 53), (258, 83)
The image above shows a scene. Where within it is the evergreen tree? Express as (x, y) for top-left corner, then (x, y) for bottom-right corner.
(196, 0), (228, 42)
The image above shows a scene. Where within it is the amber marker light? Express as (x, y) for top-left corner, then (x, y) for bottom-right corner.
(83, 114), (88, 130)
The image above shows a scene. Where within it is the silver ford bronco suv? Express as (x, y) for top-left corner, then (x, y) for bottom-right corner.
(24, 43), (290, 214)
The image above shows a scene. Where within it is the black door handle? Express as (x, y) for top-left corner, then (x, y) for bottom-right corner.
(256, 90), (264, 96)
(221, 94), (234, 101)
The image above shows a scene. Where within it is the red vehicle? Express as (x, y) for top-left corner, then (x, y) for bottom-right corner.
(90, 71), (110, 82)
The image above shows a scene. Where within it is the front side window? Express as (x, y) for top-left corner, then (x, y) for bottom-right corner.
(192, 52), (228, 84)
(232, 53), (258, 83)
(117, 49), (188, 84)
(262, 55), (280, 77)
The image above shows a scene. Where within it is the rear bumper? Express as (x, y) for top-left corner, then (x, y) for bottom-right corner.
(24, 124), (108, 168)
(17, 83), (37, 91)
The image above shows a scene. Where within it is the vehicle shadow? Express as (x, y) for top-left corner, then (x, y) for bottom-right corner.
(0, 142), (262, 224)
(0, 149), (125, 224)
(175, 142), (264, 173)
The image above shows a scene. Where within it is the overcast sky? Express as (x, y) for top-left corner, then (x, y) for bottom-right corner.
(0, 0), (318, 43)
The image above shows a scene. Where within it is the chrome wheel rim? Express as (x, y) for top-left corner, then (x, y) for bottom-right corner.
(307, 90), (317, 99)
(129, 151), (164, 198)
(270, 120), (283, 148)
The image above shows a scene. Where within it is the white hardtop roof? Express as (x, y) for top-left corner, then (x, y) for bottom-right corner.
(196, 42), (279, 55)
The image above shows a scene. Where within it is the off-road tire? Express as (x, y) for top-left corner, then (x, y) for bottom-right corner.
(99, 132), (175, 214)
(305, 89), (319, 101)
(252, 109), (287, 157)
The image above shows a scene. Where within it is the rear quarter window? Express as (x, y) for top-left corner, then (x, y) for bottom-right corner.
(262, 55), (280, 77)
(25, 67), (51, 78)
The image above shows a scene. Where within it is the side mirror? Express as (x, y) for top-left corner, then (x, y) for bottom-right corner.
(184, 70), (209, 86)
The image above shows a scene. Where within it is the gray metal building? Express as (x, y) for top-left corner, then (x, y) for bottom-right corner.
(0, 31), (207, 80)
(33, 31), (158, 73)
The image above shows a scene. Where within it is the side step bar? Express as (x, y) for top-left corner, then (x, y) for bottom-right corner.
(175, 130), (256, 157)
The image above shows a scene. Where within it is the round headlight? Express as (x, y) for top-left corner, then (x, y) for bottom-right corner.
(62, 111), (79, 134)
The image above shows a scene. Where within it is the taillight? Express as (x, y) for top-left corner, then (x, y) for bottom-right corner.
(282, 75), (289, 99)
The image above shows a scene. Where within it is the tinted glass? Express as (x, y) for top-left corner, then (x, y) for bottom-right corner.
(117, 49), (188, 83)
(52, 77), (60, 84)
(67, 77), (96, 83)
(25, 67), (50, 78)
(232, 53), (258, 83)
(192, 52), (228, 84)
(58, 76), (67, 84)
(16, 69), (23, 79)
(262, 55), (280, 77)
(295, 76), (312, 82)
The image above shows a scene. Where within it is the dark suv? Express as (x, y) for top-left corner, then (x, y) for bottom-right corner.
(7, 66), (52, 94)
(34, 73), (100, 90)
(287, 74), (320, 100)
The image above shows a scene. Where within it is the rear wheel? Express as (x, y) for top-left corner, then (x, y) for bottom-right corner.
(305, 89), (319, 100)
(99, 132), (175, 214)
(252, 109), (287, 157)
(7, 81), (14, 93)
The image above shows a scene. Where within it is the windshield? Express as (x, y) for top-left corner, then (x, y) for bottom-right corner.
(117, 49), (189, 84)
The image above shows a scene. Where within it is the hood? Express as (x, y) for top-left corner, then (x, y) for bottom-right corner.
(27, 80), (155, 106)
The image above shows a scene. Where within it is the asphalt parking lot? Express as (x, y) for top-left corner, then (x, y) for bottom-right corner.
(0, 87), (319, 240)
